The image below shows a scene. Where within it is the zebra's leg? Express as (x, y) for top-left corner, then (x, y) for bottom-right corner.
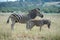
(11, 21), (15, 30)
(40, 25), (42, 31)
(29, 22), (34, 31)
(48, 23), (51, 29)
(11, 18), (15, 30)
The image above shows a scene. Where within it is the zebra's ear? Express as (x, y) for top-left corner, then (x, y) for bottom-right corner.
(35, 8), (40, 12)
(37, 8), (40, 10)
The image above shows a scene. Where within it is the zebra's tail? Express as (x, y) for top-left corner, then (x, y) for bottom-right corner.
(7, 16), (10, 23)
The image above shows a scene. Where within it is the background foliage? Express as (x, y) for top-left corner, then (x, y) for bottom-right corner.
(0, 0), (60, 13)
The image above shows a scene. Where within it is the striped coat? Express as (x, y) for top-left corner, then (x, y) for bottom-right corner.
(7, 8), (43, 30)
(26, 19), (51, 31)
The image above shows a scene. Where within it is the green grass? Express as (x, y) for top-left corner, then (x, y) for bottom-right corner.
(0, 13), (60, 40)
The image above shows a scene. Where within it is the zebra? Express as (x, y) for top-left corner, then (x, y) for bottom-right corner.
(26, 19), (51, 31)
(6, 8), (44, 30)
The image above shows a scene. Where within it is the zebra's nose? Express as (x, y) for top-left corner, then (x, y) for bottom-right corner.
(41, 15), (43, 18)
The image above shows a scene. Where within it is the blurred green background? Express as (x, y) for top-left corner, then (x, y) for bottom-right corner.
(0, 0), (60, 13)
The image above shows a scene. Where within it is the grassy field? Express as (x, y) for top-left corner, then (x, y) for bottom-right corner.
(0, 13), (60, 40)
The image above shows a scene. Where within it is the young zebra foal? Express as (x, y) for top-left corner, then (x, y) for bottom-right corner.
(26, 19), (51, 31)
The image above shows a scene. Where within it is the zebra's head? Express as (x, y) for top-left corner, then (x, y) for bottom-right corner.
(28, 8), (43, 19)
(35, 8), (43, 18)
(26, 21), (34, 30)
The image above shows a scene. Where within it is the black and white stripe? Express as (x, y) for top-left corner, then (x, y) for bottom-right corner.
(7, 8), (44, 30)
(26, 19), (51, 31)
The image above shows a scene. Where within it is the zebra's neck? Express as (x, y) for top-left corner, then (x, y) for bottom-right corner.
(28, 13), (37, 19)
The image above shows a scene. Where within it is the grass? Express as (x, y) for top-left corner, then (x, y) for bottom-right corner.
(0, 13), (60, 40)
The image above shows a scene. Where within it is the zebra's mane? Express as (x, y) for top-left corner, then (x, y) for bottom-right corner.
(28, 9), (37, 19)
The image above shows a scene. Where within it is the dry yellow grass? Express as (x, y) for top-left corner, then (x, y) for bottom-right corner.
(0, 13), (60, 40)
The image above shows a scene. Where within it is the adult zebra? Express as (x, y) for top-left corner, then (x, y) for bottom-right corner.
(7, 8), (43, 30)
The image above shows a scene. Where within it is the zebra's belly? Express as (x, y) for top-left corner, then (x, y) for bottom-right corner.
(19, 19), (28, 23)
